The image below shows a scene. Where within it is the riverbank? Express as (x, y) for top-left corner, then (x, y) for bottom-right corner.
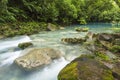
(0, 22), (61, 38)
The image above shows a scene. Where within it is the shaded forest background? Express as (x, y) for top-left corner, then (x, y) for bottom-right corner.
(0, 0), (120, 24)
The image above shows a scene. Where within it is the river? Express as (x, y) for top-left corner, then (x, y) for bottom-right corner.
(0, 23), (113, 80)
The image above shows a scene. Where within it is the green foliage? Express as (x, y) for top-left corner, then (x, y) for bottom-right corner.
(78, 18), (87, 25)
(0, 0), (119, 24)
(0, 0), (120, 37)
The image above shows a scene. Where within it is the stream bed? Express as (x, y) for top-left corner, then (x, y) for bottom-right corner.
(0, 23), (113, 80)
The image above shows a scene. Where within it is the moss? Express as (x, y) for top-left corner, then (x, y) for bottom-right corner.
(94, 51), (110, 61)
(58, 55), (114, 80)
(18, 42), (33, 49)
(102, 70), (114, 80)
(58, 62), (78, 80)
(75, 27), (89, 32)
(109, 45), (120, 53)
(111, 27), (120, 33)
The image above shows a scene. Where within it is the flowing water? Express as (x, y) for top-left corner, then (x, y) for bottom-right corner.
(0, 23), (113, 80)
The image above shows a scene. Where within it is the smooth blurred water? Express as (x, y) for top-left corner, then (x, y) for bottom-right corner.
(0, 23), (113, 80)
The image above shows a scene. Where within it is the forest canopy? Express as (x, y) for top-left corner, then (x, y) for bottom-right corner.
(0, 0), (120, 24)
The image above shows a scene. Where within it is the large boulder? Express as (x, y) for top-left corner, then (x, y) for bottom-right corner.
(14, 48), (62, 70)
(58, 55), (114, 80)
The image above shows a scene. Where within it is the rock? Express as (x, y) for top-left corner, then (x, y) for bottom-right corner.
(47, 23), (59, 31)
(0, 35), (4, 39)
(85, 32), (97, 41)
(86, 33), (120, 52)
(18, 42), (33, 49)
(58, 55), (114, 80)
(15, 48), (62, 70)
(60, 27), (65, 30)
(109, 45), (120, 53)
(75, 27), (89, 32)
(112, 33), (120, 38)
(61, 38), (86, 44)
(97, 33), (113, 42)
(114, 39), (120, 45)
(99, 40), (112, 49)
(112, 62), (120, 80)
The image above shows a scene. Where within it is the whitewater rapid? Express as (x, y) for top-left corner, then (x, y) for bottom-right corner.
(0, 36), (31, 67)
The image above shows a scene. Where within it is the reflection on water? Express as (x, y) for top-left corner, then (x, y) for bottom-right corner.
(0, 23), (113, 80)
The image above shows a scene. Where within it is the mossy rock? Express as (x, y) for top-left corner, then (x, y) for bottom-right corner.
(61, 38), (86, 44)
(109, 45), (120, 53)
(58, 55), (114, 80)
(18, 42), (33, 49)
(112, 62), (120, 79)
(75, 27), (89, 32)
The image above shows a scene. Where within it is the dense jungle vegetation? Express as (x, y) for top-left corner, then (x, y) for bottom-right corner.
(0, 0), (120, 37)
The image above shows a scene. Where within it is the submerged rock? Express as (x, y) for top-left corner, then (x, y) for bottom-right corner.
(75, 27), (89, 32)
(18, 42), (33, 49)
(58, 55), (114, 80)
(14, 48), (62, 70)
(61, 38), (86, 44)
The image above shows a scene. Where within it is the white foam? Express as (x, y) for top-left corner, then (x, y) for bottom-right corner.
(0, 36), (31, 50)
(0, 51), (21, 67)
(27, 57), (69, 80)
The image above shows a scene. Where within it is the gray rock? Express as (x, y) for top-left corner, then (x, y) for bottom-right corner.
(14, 48), (62, 70)
(112, 62), (120, 80)
(98, 33), (113, 42)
